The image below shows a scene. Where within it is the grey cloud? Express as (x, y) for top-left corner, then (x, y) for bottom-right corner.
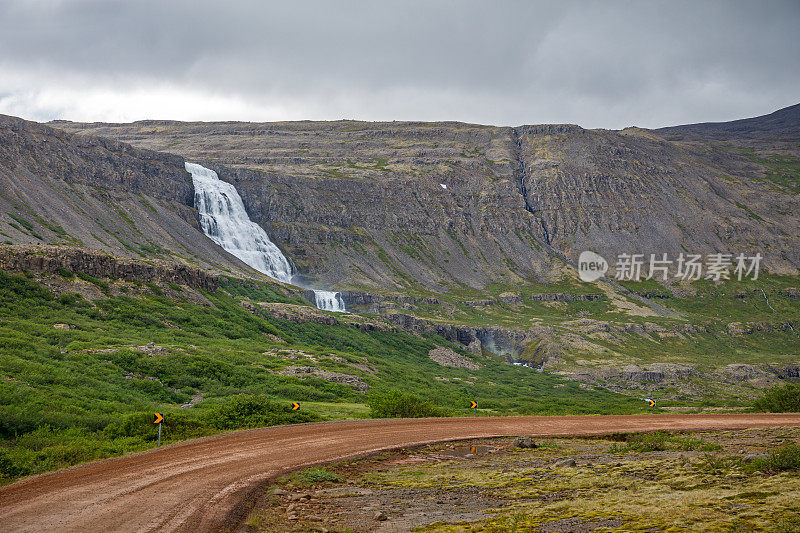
(0, 0), (798, 128)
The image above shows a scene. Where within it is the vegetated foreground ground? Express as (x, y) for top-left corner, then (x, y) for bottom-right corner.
(3, 415), (798, 532)
(0, 268), (651, 486)
(248, 427), (800, 532)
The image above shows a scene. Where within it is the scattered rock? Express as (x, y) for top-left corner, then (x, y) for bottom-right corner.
(428, 347), (480, 370)
(258, 303), (340, 325)
(780, 288), (800, 299)
(278, 366), (370, 392)
(465, 298), (497, 307)
(621, 365), (665, 383)
(179, 392), (203, 408)
(553, 458), (577, 468)
(136, 343), (167, 355)
(239, 300), (257, 313)
(498, 292), (522, 305)
(529, 293), (603, 302)
(772, 364), (800, 379)
(514, 436), (537, 449)
(722, 364), (781, 387)
(466, 339), (483, 355)
(617, 363), (697, 384)
(264, 348), (315, 361)
(373, 510), (388, 521)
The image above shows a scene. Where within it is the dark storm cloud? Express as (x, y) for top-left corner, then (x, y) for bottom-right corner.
(0, 0), (798, 127)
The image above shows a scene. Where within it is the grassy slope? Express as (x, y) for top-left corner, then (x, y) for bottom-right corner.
(396, 274), (799, 325)
(383, 274), (800, 367)
(351, 272), (799, 409)
(0, 270), (643, 484)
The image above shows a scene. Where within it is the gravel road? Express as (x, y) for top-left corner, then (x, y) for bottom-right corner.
(2, 414), (799, 532)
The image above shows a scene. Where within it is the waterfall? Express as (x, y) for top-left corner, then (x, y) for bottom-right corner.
(314, 290), (346, 312)
(188, 162), (293, 283)
(186, 162), (346, 312)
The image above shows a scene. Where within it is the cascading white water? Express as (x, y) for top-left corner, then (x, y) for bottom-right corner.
(188, 162), (293, 282)
(314, 290), (346, 312)
(186, 162), (346, 312)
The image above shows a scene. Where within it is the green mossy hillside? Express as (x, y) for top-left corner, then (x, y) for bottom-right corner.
(0, 270), (642, 484)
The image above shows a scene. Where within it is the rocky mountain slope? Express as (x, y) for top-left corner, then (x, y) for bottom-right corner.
(657, 102), (800, 143)
(0, 108), (796, 404)
(0, 114), (270, 278)
(51, 105), (800, 292)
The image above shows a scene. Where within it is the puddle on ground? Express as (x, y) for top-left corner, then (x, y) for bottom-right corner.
(440, 445), (497, 458)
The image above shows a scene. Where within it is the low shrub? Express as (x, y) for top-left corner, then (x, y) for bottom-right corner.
(609, 432), (722, 453)
(202, 394), (319, 430)
(57, 292), (87, 306)
(300, 467), (343, 483)
(625, 431), (670, 452)
(75, 272), (110, 295)
(367, 389), (444, 418)
(103, 411), (206, 442)
(676, 436), (723, 452)
(145, 282), (163, 296)
(746, 444), (800, 474)
(754, 383), (800, 413)
(697, 452), (737, 473)
(0, 448), (31, 479)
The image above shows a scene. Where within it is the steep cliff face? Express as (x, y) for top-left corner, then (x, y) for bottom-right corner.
(515, 125), (800, 269)
(54, 120), (562, 290)
(1, 114), (192, 203)
(0, 245), (219, 291)
(214, 134), (560, 291)
(0, 115), (266, 277)
(51, 106), (800, 291)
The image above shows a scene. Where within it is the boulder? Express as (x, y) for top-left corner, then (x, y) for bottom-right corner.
(514, 436), (537, 449)
(279, 366), (370, 392)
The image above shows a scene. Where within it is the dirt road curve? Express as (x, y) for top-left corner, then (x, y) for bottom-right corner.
(2, 413), (799, 532)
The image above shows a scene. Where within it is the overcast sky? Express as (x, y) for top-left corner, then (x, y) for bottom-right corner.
(0, 0), (797, 129)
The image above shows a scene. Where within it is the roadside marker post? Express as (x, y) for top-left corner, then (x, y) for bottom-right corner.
(645, 399), (656, 413)
(154, 412), (164, 446)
